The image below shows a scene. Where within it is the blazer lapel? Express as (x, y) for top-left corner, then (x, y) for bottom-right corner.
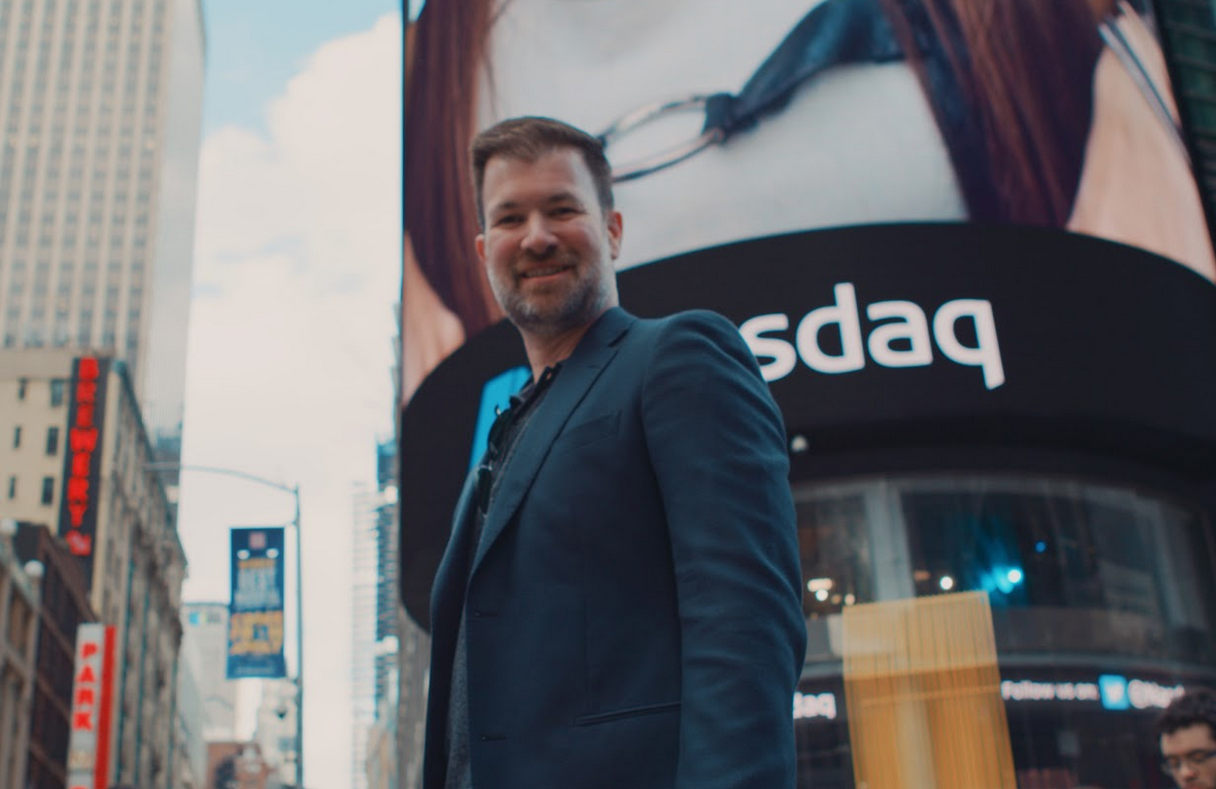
(431, 469), (478, 630)
(470, 308), (634, 577)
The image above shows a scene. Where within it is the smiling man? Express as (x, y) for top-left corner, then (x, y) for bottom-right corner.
(420, 116), (806, 789)
(475, 133), (622, 373)
(1159, 688), (1216, 789)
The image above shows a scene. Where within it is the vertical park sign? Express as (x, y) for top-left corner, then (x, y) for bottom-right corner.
(66, 623), (117, 789)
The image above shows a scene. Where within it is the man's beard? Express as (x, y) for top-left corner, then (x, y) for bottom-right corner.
(491, 251), (612, 336)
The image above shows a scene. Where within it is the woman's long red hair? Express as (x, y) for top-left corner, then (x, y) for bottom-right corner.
(881, 0), (1108, 224)
(405, 0), (501, 338)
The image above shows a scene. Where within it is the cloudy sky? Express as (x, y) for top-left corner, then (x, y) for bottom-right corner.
(177, 2), (400, 786)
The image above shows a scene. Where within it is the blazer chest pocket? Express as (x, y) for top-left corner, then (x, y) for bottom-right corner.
(558, 411), (620, 448)
(573, 700), (681, 727)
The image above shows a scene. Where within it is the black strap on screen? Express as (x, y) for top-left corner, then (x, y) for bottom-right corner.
(702, 0), (905, 139)
(600, 0), (994, 214)
(702, 0), (994, 216)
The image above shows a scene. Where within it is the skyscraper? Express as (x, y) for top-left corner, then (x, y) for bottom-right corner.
(373, 439), (399, 707)
(0, 0), (205, 438)
(352, 480), (380, 789)
(1156, 0), (1216, 216)
(182, 601), (239, 740)
(0, 4), (203, 782)
(354, 438), (400, 789)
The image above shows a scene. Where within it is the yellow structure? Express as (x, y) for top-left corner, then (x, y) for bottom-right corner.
(842, 591), (1016, 789)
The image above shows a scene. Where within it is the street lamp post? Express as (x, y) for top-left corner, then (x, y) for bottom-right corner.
(148, 463), (305, 789)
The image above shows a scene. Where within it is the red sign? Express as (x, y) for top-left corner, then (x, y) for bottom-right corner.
(59, 357), (108, 566)
(67, 623), (116, 789)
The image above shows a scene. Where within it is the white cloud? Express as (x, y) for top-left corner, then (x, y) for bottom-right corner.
(179, 12), (401, 788)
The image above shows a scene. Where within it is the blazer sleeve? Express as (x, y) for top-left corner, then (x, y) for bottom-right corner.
(640, 311), (807, 789)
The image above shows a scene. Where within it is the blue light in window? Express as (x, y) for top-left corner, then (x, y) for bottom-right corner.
(986, 565), (1025, 595)
(1099, 675), (1130, 710)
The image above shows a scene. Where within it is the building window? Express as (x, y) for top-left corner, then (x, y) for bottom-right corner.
(12, 425), (21, 448)
(6, 476), (14, 500)
(41, 476), (54, 505)
(50, 378), (65, 406)
(46, 426), (59, 456)
(17, 378), (27, 399)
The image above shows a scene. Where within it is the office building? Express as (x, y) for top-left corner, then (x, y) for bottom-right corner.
(0, 0), (205, 440)
(352, 481), (379, 789)
(365, 686), (398, 789)
(1157, 0), (1216, 216)
(252, 678), (298, 788)
(355, 439), (405, 788)
(181, 601), (239, 740)
(13, 521), (96, 789)
(0, 349), (187, 787)
(372, 441), (400, 702)
(396, 606), (427, 789)
(174, 639), (206, 789)
(0, 518), (39, 789)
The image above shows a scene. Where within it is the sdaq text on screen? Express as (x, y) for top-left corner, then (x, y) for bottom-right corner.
(740, 283), (1004, 390)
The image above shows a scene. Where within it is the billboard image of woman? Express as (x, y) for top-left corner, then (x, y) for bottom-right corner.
(404, 0), (1213, 399)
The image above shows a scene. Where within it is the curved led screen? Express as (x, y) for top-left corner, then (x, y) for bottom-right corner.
(401, 0), (1216, 631)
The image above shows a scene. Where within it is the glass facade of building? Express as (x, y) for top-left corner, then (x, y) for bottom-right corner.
(793, 475), (1216, 788)
(1158, 0), (1216, 217)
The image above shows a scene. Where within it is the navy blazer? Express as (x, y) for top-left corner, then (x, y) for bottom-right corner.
(423, 307), (806, 789)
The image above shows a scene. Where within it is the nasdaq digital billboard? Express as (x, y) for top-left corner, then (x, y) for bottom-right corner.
(401, 0), (1216, 628)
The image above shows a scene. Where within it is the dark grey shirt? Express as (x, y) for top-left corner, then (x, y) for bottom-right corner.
(445, 366), (558, 789)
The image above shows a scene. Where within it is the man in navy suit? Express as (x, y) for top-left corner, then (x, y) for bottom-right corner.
(423, 116), (806, 789)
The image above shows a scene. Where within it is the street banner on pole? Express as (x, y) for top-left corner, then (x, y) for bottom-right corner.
(227, 527), (287, 679)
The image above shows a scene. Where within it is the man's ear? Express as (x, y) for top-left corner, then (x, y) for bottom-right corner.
(475, 233), (486, 264)
(606, 210), (623, 259)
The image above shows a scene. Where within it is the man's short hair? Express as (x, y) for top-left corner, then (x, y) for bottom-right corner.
(1157, 687), (1216, 739)
(471, 116), (614, 228)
